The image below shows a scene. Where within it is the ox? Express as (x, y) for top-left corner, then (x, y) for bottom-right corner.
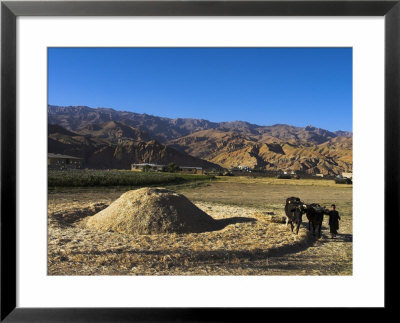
(284, 197), (305, 235)
(304, 203), (328, 238)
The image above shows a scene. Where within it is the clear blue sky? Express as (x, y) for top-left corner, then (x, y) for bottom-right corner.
(48, 47), (352, 132)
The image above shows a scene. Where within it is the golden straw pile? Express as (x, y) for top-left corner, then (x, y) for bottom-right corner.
(86, 187), (218, 234)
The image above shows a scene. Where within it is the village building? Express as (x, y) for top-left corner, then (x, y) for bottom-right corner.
(131, 163), (203, 174)
(48, 153), (84, 170)
(342, 172), (353, 179)
(131, 163), (166, 172)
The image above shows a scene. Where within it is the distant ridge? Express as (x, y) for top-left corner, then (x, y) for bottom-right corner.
(48, 105), (352, 175)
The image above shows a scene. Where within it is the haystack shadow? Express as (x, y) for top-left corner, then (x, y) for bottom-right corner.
(214, 216), (257, 230)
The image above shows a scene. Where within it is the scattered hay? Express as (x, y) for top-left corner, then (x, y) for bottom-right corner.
(86, 187), (218, 234)
(48, 179), (352, 275)
(51, 202), (109, 226)
(253, 212), (287, 224)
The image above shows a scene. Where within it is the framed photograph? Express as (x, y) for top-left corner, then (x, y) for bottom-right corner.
(1, 0), (398, 320)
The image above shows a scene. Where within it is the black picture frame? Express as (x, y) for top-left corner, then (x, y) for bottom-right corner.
(1, 0), (398, 321)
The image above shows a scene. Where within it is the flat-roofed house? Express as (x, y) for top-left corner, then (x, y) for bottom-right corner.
(48, 153), (84, 170)
(131, 163), (166, 172)
(342, 172), (353, 179)
(131, 163), (203, 174)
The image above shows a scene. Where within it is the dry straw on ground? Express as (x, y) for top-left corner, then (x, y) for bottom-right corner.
(86, 187), (219, 234)
(48, 179), (352, 276)
(253, 212), (287, 224)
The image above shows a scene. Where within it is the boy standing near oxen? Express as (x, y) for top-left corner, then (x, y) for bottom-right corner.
(327, 204), (341, 238)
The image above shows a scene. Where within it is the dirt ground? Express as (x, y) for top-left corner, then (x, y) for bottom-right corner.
(48, 177), (352, 275)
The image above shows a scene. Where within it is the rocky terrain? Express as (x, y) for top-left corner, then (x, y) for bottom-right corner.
(169, 129), (352, 175)
(48, 105), (352, 174)
(48, 122), (221, 170)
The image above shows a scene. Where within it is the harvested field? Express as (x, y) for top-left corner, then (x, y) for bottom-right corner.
(48, 177), (352, 275)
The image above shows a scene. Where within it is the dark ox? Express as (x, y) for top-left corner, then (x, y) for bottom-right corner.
(284, 197), (305, 235)
(304, 203), (329, 238)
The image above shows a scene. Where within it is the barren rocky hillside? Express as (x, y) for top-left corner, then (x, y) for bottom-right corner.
(48, 122), (221, 170)
(48, 105), (352, 174)
(169, 130), (352, 175)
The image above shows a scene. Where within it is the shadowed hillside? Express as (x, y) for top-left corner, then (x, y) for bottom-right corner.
(48, 123), (222, 170)
(48, 105), (352, 174)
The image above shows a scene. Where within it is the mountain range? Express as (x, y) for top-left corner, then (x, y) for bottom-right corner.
(48, 105), (352, 175)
